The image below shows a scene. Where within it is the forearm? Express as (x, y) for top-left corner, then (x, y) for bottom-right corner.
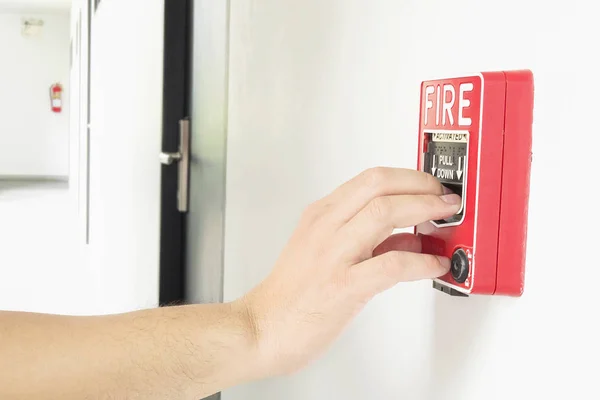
(0, 302), (258, 399)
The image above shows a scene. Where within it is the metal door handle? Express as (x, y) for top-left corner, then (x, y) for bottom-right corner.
(159, 118), (190, 212)
(159, 152), (181, 165)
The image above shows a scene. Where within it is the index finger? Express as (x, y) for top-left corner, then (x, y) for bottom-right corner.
(324, 167), (448, 223)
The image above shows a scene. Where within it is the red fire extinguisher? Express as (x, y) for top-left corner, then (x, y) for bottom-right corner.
(50, 83), (63, 113)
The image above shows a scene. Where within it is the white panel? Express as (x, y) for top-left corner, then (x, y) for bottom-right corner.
(87, 0), (164, 314)
(223, 1), (599, 399)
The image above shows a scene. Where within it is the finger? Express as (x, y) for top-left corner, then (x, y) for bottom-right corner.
(349, 251), (450, 297)
(323, 167), (449, 223)
(338, 194), (461, 259)
(373, 233), (422, 257)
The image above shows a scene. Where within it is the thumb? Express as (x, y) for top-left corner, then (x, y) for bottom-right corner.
(349, 251), (450, 297)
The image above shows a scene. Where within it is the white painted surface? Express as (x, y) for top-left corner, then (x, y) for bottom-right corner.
(223, 1), (598, 399)
(0, 0), (71, 12)
(0, 183), (91, 314)
(86, 0), (164, 313)
(0, 11), (70, 177)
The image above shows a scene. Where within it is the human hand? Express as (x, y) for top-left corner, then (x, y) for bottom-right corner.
(0, 167), (461, 400)
(238, 167), (461, 378)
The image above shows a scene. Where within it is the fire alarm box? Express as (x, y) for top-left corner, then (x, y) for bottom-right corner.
(415, 70), (534, 297)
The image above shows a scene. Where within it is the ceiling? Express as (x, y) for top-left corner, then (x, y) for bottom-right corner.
(0, 0), (71, 11)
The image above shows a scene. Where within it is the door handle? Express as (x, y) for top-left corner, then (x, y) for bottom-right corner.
(159, 118), (190, 212)
(159, 152), (181, 165)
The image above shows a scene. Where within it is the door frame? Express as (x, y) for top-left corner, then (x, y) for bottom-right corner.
(159, 3), (230, 399)
(159, 0), (230, 311)
(159, 0), (191, 305)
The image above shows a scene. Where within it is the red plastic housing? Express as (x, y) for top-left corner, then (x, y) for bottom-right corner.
(415, 70), (534, 296)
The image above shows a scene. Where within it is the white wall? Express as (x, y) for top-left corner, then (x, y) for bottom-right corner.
(85, 0), (164, 314)
(0, 1), (71, 11)
(0, 10), (70, 177)
(223, 1), (599, 399)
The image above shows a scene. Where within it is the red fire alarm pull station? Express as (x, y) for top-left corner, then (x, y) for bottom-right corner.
(415, 70), (534, 297)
